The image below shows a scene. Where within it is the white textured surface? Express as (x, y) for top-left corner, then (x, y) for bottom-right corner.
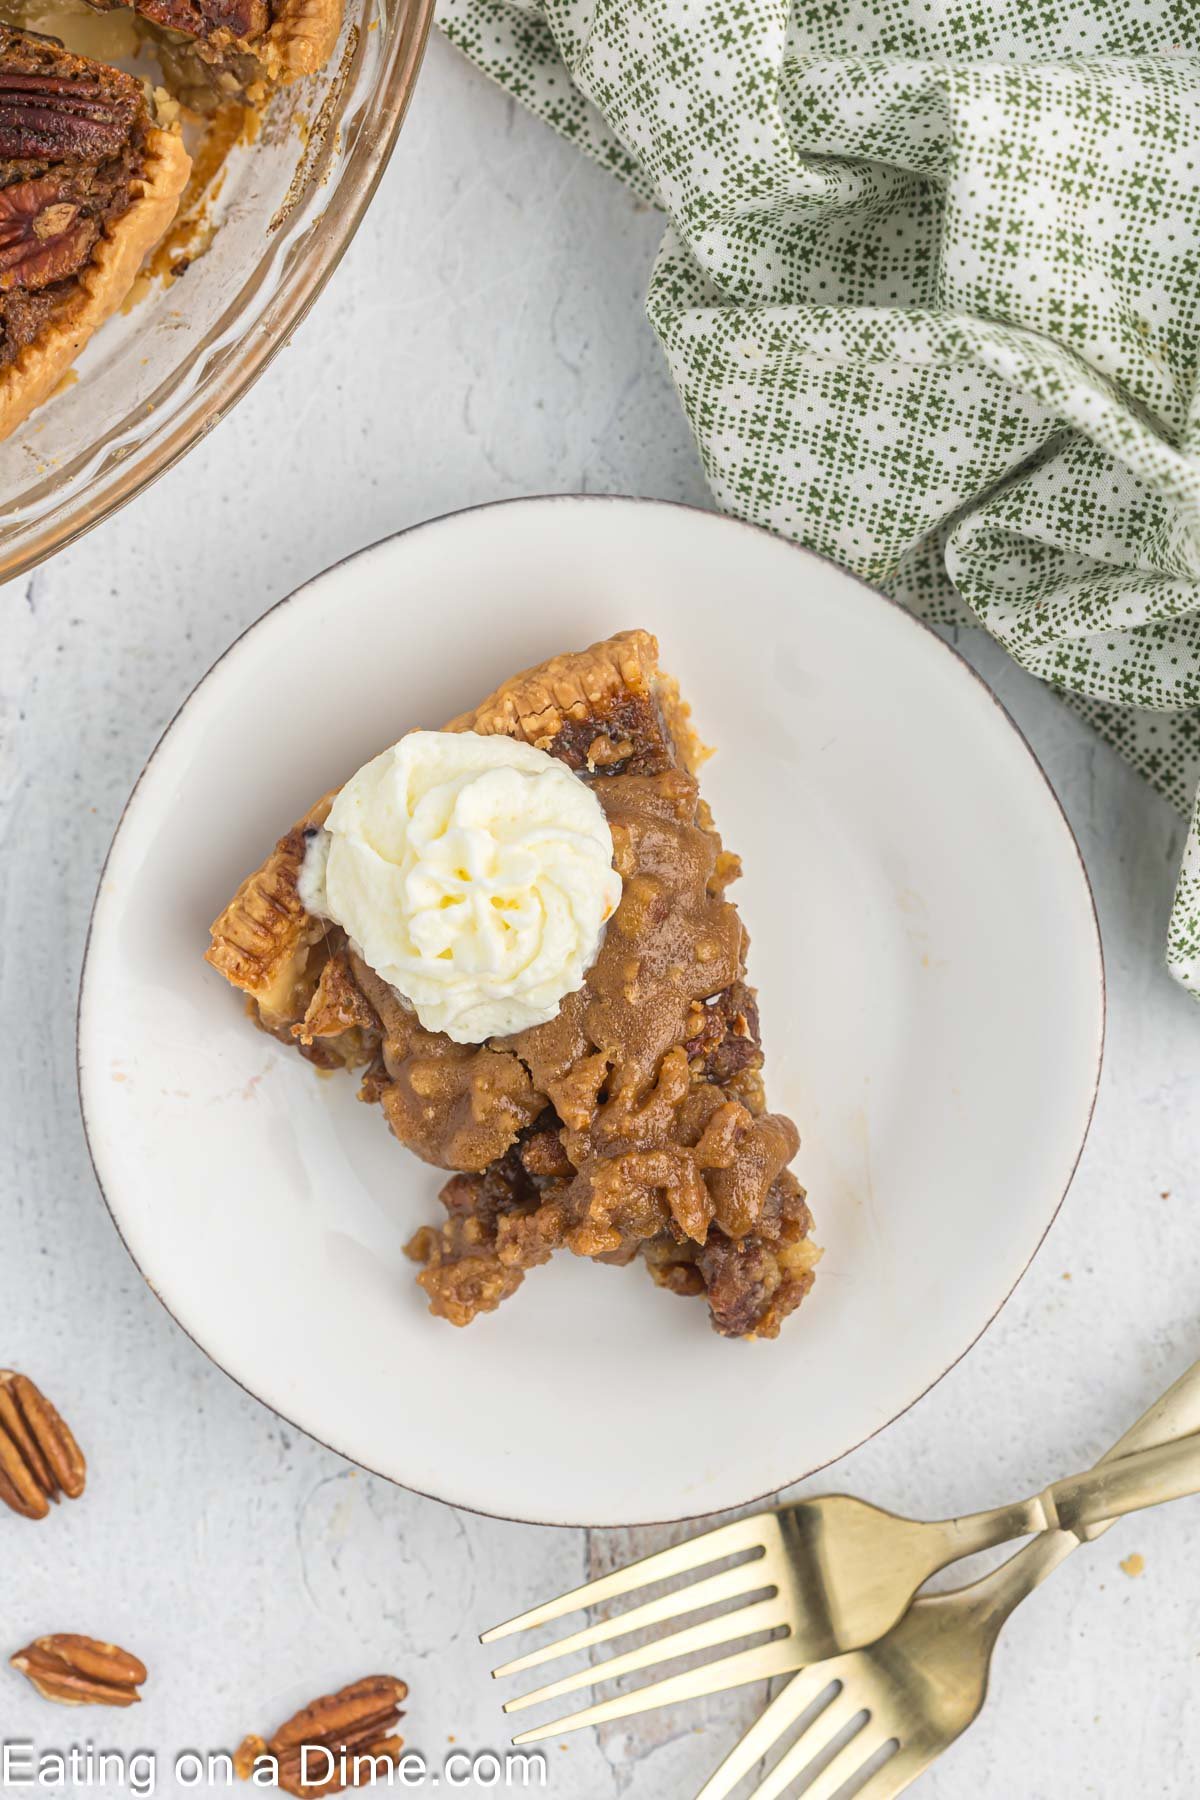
(1, 32), (1199, 1798)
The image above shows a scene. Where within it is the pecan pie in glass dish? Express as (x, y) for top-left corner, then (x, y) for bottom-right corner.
(206, 631), (819, 1340)
(0, 0), (350, 448)
(0, 26), (188, 433)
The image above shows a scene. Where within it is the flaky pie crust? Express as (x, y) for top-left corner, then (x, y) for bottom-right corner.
(264, 0), (344, 81)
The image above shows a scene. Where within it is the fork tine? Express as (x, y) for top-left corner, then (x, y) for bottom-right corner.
(493, 1561), (777, 1679)
(481, 1517), (764, 1645)
(693, 1669), (843, 1800)
(751, 1720), (894, 1800)
(744, 1688), (871, 1800)
(511, 1636), (804, 1744)
(826, 1743), (927, 1800)
(504, 1593), (789, 1714)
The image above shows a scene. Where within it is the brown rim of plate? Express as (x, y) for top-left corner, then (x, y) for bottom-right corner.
(75, 493), (1106, 1530)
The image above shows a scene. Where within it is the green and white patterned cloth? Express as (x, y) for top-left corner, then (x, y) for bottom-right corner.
(439, 0), (1200, 996)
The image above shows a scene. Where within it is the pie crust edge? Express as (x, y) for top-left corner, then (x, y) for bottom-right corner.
(268, 0), (345, 81)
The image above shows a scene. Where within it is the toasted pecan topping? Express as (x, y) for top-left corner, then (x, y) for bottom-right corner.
(135, 0), (270, 38)
(0, 70), (139, 161)
(0, 179), (97, 292)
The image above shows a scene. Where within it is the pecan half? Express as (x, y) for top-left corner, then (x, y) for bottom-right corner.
(235, 1676), (408, 1798)
(136, 0), (270, 41)
(0, 178), (97, 292)
(0, 1371), (86, 1520)
(10, 1635), (146, 1706)
(0, 71), (139, 161)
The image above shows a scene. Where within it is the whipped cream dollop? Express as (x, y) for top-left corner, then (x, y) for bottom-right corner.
(298, 730), (623, 1044)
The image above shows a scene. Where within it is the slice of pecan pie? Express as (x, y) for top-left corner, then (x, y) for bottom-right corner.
(0, 28), (189, 437)
(207, 631), (819, 1339)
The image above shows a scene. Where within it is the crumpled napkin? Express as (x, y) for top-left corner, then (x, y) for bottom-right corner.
(439, 0), (1200, 996)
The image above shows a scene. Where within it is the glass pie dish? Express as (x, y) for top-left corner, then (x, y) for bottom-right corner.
(0, 0), (432, 581)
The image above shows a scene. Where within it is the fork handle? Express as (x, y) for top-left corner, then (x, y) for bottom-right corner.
(1039, 1430), (1200, 1535)
(1083, 1355), (1200, 1539)
(960, 1354), (1200, 1628)
(949, 1427), (1200, 1558)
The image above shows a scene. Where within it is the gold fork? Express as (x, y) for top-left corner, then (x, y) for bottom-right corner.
(482, 1375), (1200, 1746)
(694, 1355), (1200, 1800)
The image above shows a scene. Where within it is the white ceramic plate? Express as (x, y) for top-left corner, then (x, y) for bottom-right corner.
(78, 496), (1103, 1526)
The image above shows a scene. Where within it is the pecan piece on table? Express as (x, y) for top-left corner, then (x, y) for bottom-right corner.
(0, 1370), (86, 1520)
(235, 1676), (408, 1798)
(10, 1635), (146, 1706)
(0, 70), (139, 161)
(0, 179), (98, 292)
